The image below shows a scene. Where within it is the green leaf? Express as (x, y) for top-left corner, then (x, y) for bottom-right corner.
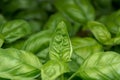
(14, 9), (48, 33)
(28, 20), (43, 33)
(54, 0), (95, 24)
(87, 21), (120, 45)
(71, 37), (103, 60)
(41, 60), (69, 80)
(22, 30), (52, 53)
(0, 20), (31, 43)
(104, 37), (120, 45)
(68, 52), (84, 72)
(68, 37), (103, 73)
(14, 10), (47, 21)
(0, 48), (42, 80)
(49, 21), (72, 62)
(41, 21), (72, 80)
(99, 10), (120, 35)
(78, 51), (120, 80)
(3, 0), (38, 13)
(3, 39), (25, 49)
(87, 21), (111, 44)
(92, 0), (113, 16)
(74, 0), (95, 21)
(43, 13), (74, 36)
(36, 48), (49, 64)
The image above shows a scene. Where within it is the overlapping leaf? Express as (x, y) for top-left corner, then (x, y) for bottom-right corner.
(0, 48), (42, 80)
(79, 51), (120, 80)
(0, 20), (31, 43)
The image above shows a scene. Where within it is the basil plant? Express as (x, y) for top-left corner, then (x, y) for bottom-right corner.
(0, 0), (120, 80)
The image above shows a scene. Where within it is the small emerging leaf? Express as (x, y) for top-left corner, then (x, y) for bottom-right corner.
(49, 21), (72, 62)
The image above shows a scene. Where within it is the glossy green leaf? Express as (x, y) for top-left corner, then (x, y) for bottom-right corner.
(68, 37), (103, 73)
(43, 13), (67, 30)
(74, 0), (95, 21)
(0, 20), (31, 43)
(87, 21), (111, 44)
(78, 51), (120, 80)
(71, 37), (103, 60)
(22, 30), (52, 53)
(43, 13), (74, 36)
(41, 21), (72, 80)
(87, 21), (120, 45)
(99, 10), (120, 35)
(1, 1), (120, 80)
(41, 60), (69, 80)
(104, 37), (120, 45)
(49, 21), (72, 62)
(0, 48), (42, 80)
(55, 0), (95, 24)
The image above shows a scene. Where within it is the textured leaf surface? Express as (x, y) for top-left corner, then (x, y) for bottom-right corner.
(79, 51), (120, 80)
(55, 0), (95, 24)
(22, 30), (52, 53)
(0, 48), (42, 80)
(87, 21), (111, 44)
(0, 20), (31, 43)
(41, 60), (69, 80)
(71, 37), (103, 60)
(49, 21), (72, 62)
